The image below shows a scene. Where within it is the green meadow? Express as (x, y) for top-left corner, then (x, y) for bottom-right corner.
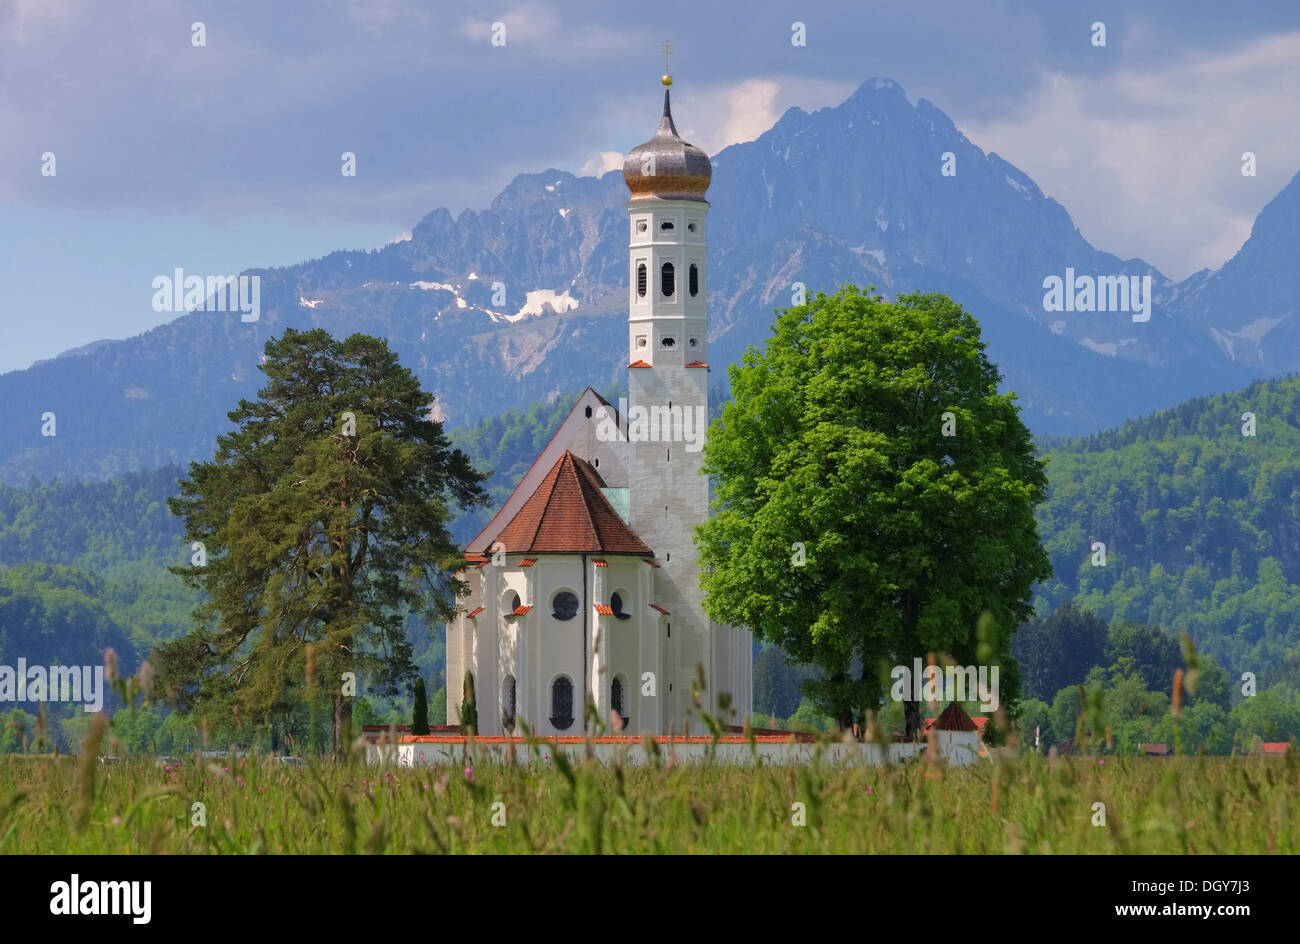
(3, 747), (1297, 854)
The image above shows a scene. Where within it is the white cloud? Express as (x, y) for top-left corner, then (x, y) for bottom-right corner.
(960, 31), (1300, 279)
(0, 0), (77, 44)
(646, 76), (855, 156)
(578, 150), (622, 177)
(459, 0), (633, 57)
(716, 79), (781, 149)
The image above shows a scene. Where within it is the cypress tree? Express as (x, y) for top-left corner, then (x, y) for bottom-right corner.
(460, 670), (478, 735)
(411, 677), (429, 735)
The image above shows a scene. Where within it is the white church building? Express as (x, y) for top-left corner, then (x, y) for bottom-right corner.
(444, 74), (753, 737)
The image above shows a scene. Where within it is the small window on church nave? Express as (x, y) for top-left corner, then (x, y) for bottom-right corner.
(612, 675), (628, 729)
(611, 591), (631, 620)
(502, 675), (516, 731)
(551, 676), (574, 731)
(505, 590), (520, 616)
(552, 590), (579, 621)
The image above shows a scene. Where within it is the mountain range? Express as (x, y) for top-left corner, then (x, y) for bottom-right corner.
(2, 77), (1295, 484)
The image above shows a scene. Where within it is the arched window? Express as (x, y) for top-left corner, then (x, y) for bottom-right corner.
(502, 675), (516, 731)
(612, 675), (628, 729)
(689, 263), (699, 297)
(552, 590), (579, 621)
(505, 590), (520, 617)
(611, 591), (631, 620)
(661, 262), (675, 298)
(636, 263), (647, 297)
(551, 676), (574, 730)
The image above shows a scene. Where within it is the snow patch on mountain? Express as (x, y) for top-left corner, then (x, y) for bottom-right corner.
(492, 289), (581, 324)
(410, 281), (468, 308)
(852, 245), (886, 266)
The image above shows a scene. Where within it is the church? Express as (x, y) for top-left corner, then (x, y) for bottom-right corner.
(444, 71), (753, 737)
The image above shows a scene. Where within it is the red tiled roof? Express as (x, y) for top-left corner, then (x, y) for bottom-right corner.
(628, 360), (652, 368)
(464, 387), (618, 554)
(641, 558), (660, 568)
(480, 451), (653, 556)
(1262, 742), (1290, 754)
(512, 604), (534, 616)
(464, 552), (487, 565)
(519, 558), (537, 567)
(593, 604), (614, 615)
(467, 606), (484, 619)
(922, 714), (988, 737)
(934, 702), (977, 732)
(592, 559), (608, 567)
(649, 604), (670, 615)
(684, 360), (709, 368)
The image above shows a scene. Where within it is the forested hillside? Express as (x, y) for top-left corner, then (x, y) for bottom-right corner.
(1034, 374), (1300, 674)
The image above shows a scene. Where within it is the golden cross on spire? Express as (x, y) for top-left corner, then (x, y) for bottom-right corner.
(661, 41), (673, 86)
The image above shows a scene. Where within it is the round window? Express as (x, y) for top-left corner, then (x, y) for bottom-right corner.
(552, 591), (579, 621)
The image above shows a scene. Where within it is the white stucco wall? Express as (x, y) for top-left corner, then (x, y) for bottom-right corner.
(373, 735), (981, 768)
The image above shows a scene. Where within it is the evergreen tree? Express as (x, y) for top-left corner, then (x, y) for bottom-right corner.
(460, 670), (478, 735)
(157, 328), (487, 758)
(411, 676), (429, 735)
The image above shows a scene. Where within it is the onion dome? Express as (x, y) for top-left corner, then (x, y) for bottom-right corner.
(623, 76), (711, 202)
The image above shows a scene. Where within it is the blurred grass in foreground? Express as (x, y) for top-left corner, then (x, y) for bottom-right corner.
(2, 744), (1297, 854)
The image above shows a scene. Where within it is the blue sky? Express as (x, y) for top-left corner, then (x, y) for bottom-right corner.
(2, 0), (1298, 374)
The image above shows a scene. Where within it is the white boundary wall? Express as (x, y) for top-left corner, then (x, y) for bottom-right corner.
(366, 732), (981, 768)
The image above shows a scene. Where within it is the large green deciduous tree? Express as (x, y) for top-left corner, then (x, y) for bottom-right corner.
(696, 286), (1051, 737)
(158, 329), (486, 757)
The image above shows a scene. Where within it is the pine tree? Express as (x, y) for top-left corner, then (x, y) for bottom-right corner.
(411, 677), (429, 735)
(158, 328), (487, 758)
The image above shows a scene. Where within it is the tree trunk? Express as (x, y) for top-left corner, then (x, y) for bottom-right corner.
(901, 596), (922, 740)
(904, 697), (921, 741)
(829, 670), (853, 731)
(331, 692), (352, 761)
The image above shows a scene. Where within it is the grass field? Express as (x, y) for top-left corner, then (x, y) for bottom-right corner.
(3, 742), (1298, 853)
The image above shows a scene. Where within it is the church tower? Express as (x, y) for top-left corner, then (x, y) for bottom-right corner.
(622, 70), (750, 728)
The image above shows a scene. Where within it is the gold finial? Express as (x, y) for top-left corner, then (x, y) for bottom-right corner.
(661, 40), (672, 86)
